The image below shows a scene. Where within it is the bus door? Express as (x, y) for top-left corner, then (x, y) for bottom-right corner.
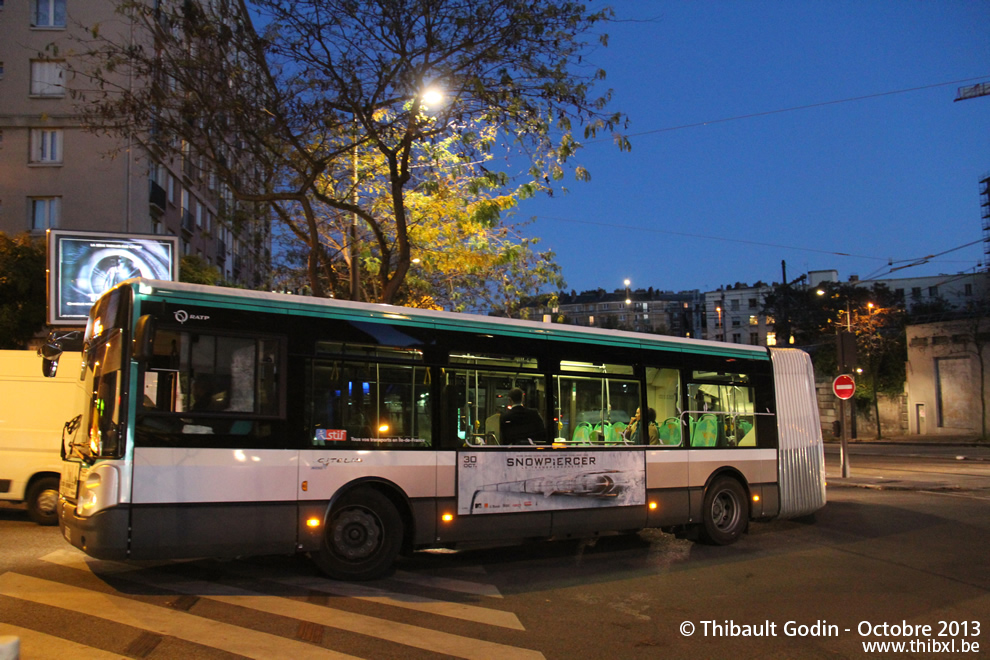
(131, 326), (295, 559)
(643, 367), (689, 526)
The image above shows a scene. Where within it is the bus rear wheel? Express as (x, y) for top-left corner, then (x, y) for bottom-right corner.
(699, 476), (748, 545)
(27, 476), (60, 526)
(313, 488), (402, 581)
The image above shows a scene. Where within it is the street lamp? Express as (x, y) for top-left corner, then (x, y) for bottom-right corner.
(421, 86), (444, 107)
(624, 279), (631, 305)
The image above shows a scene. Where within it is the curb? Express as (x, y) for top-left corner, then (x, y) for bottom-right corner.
(826, 480), (966, 491)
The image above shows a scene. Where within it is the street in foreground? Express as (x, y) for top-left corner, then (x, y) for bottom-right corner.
(1, 448), (988, 659)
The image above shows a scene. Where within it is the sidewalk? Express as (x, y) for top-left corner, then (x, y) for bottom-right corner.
(823, 436), (990, 492)
(824, 433), (986, 446)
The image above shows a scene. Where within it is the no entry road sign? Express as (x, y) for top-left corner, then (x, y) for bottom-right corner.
(833, 374), (856, 400)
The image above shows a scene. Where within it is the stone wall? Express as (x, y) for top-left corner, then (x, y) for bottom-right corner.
(815, 376), (907, 440)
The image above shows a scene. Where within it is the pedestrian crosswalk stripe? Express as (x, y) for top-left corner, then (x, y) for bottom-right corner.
(0, 623), (130, 660)
(253, 574), (525, 630)
(0, 573), (360, 660)
(38, 551), (544, 660)
(42, 549), (523, 630)
(393, 570), (504, 599)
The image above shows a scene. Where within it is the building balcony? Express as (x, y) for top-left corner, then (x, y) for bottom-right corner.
(181, 210), (195, 235)
(149, 181), (167, 213)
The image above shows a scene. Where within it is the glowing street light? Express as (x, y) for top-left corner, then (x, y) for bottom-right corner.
(420, 87), (444, 107)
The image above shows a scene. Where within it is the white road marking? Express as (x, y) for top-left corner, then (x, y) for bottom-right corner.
(393, 570), (504, 599)
(39, 551), (542, 660)
(0, 573), (359, 660)
(0, 623), (130, 660)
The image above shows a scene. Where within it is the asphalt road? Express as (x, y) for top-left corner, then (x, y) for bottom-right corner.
(1, 447), (987, 659)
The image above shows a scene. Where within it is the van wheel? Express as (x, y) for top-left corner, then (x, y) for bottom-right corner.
(27, 477), (60, 526)
(699, 477), (748, 545)
(312, 488), (402, 581)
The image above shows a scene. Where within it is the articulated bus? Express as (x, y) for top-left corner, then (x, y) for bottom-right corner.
(54, 279), (825, 580)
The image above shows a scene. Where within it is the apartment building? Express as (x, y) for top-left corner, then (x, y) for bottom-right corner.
(702, 283), (776, 345)
(0, 0), (270, 287)
(530, 288), (703, 337)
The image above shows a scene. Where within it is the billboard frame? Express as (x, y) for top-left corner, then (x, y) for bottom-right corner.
(46, 229), (179, 326)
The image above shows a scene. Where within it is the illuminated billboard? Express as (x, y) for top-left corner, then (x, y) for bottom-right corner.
(47, 229), (179, 325)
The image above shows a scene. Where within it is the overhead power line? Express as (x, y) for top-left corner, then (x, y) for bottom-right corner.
(586, 75), (990, 144)
(533, 214), (982, 270)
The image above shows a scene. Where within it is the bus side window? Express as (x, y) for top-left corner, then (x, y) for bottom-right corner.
(686, 375), (758, 448)
(307, 360), (431, 449)
(553, 361), (639, 446)
(441, 368), (545, 447)
(137, 329), (282, 439)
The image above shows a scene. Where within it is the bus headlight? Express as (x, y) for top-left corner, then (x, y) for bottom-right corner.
(75, 466), (119, 517)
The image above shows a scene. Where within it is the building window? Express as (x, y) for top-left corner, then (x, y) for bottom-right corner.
(749, 315), (758, 326)
(0, 62), (5, 79)
(730, 299), (740, 311)
(911, 287), (921, 298)
(748, 298), (757, 309)
(32, 0), (66, 27)
(732, 333), (741, 343)
(965, 283), (973, 296)
(29, 197), (59, 230)
(29, 128), (62, 163)
(30, 60), (65, 96)
(929, 286), (938, 297)
(749, 333), (759, 345)
(766, 332), (777, 346)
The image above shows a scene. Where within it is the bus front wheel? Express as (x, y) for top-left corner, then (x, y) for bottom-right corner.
(26, 476), (60, 526)
(313, 488), (403, 581)
(699, 476), (748, 545)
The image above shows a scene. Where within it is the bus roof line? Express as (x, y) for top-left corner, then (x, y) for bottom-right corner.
(128, 278), (769, 361)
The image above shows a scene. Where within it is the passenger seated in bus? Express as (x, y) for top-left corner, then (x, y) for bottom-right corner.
(499, 387), (546, 445)
(623, 407), (659, 444)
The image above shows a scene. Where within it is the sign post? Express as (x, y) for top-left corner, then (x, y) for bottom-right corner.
(833, 374), (855, 478)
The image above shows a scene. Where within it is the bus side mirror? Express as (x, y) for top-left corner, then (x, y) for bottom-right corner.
(133, 314), (156, 362)
(42, 357), (59, 377)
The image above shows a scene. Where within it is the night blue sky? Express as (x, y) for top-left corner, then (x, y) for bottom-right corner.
(512, 1), (990, 295)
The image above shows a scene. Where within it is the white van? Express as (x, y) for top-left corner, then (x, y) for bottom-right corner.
(0, 350), (85, 524)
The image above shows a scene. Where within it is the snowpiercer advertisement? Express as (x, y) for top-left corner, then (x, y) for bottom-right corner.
(457, 451), (646, 515)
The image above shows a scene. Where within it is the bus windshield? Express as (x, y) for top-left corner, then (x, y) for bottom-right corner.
(77, 285), (131, 460)
(83, 329), (124, 459)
